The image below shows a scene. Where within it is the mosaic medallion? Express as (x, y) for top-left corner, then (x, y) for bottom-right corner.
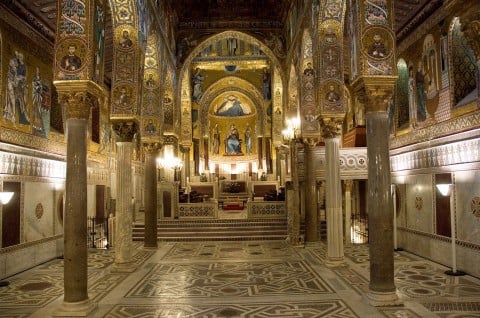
(35, 203), (44, 219)
(415, 196), (423, 211)
(470, 196), (480, 218)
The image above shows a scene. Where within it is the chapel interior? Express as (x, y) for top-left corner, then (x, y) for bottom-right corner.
(1, 0), (480, 317)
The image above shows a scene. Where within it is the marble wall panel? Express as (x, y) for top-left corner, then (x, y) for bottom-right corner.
(23, 182), (54, 242)
(454, 170), (480, 245)
(405, 174), (434, 233)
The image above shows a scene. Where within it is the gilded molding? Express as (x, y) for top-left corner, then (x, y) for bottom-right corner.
(112, 120), (138, 142)
(390, 112), (480, 149)
(319, 116), (344, 139)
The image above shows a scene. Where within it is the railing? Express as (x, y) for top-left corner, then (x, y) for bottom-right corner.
(87, 216), (110, 249)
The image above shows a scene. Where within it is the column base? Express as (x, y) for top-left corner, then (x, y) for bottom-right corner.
(287, 234), (305, 246)
(324, 257), (345, 268)
(52, 298), (97, 317)
(143, 245), (158, 250)
(364, 290), (402, 307)
(111, 261), (136, 273)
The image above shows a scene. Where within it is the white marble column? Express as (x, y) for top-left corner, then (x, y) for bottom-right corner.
(324, 136), (344, 266)
(112, 122), (137, 272)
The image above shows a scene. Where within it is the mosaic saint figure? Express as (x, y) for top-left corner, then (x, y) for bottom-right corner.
(32, 68), (44, 133)
(262, 67), (271, 100)
(408, 66), (417, 127)
(226, 124), (241, 154)
(61, 45), (82, 71)
(191, 67), (205, 102)
(415, 62), (427, 122)
(244, 123), (252, 154)
(368, 33), (388, 58)
(212, 124), (220, 155)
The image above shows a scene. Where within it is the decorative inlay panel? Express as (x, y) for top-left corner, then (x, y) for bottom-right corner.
(248, 202), (286, 218)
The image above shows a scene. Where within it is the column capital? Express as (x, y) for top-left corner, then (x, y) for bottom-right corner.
(302, 137), (321, 148)
(319, 116), (343, 139)
(344, 179), (354, 192)
(143, 142), (162, 154)
(112, 120), (138, 142)
(352, 76), (396, 112)
(54, 80), (105, 120)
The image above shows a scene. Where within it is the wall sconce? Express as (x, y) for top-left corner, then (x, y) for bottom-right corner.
(436, 183), (465, 276)
(0, 192), (14, 205)
(282, 116), (301, 142)
(157, 156), (183, 182)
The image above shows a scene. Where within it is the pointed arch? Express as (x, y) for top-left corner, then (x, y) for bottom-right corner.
(177, 31), (287, 102)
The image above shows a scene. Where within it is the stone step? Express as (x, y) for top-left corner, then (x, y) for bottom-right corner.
(132, 218), (289, 241)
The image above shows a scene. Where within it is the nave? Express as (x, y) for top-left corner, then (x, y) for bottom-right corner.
(1, 239), (479, 317)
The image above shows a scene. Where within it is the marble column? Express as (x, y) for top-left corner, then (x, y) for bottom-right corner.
(183, 146), (190, 185)
(112, 121), (138, 272)
(324, 133), (344, 266)
(344, 180), (353, 245)
(304, 139), (318, 242)
(144, 143), (160, 249)
(53, 87), (101, 317)
(287, 139), (303, 245)
(365, 110), (399, 306)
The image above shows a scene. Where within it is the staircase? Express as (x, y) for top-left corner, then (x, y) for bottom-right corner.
(132, 218), (289, 242)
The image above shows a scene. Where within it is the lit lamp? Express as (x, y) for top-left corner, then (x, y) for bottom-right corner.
(157, 156), (183, 183)
(0, 191), (14, 287)
(0, 192), (14, 205)
(282, 115), (301, 142)
(436, 183), (465, 276)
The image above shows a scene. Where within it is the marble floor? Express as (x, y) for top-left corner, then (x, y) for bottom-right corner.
(0, 241), (479, 317)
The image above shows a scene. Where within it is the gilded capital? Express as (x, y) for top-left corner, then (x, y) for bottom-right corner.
(54, 80), (105, 120)
(344, 179), (353, 192)
(112, 120), (138, 142)
(302, 137), (321, 147)
(319, 117), (343, 139)
(365, 85), (394, 112)
(143, 142), (162, 154)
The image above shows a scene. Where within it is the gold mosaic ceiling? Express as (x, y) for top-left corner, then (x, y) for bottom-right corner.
(2, 0), (439, 56)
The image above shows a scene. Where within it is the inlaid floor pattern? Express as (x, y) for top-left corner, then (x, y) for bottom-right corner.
(0, 241), (479, 317)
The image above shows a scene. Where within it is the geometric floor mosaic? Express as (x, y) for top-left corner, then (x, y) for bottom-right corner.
(127, 260), (334, 298)
(1, 241), (480, 317)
